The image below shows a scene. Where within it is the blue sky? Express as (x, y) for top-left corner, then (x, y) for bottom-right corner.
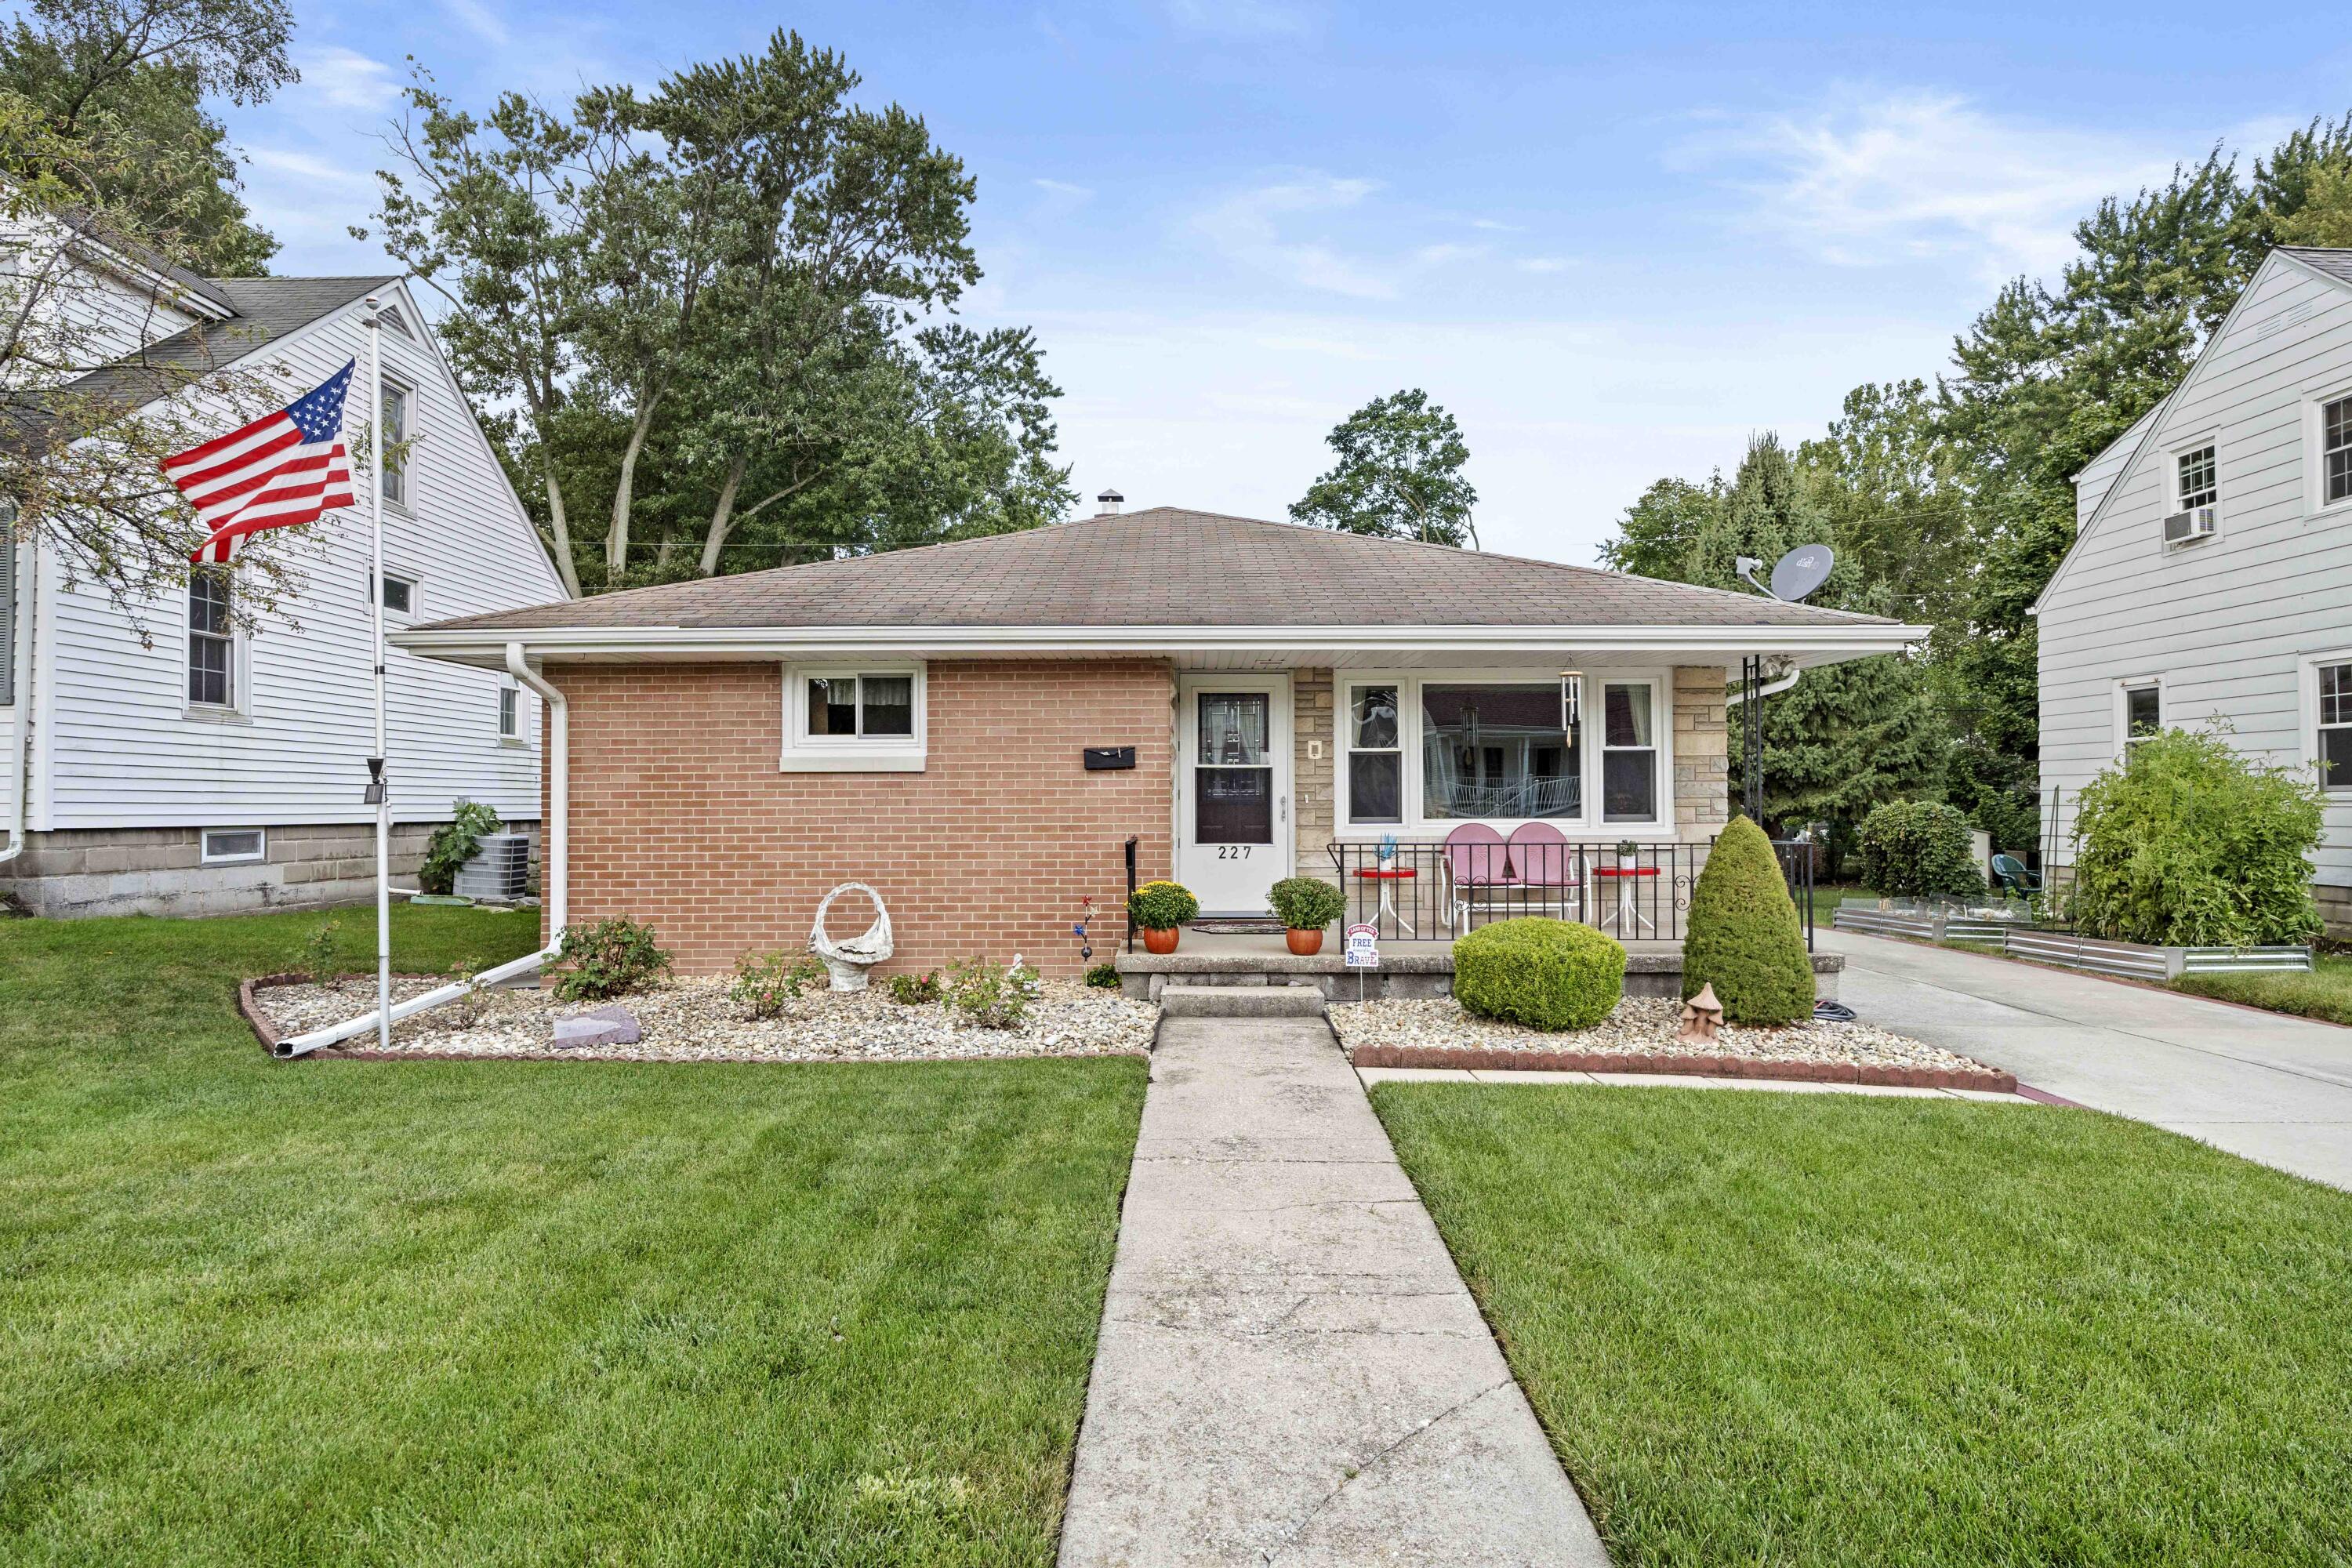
(227, 1), (2351, 564)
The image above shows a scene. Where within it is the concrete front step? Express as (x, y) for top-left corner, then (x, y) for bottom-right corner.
(1158, 983), (1328, 1018)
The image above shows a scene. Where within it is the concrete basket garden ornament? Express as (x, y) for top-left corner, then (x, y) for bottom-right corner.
(809, 882), (893, 991)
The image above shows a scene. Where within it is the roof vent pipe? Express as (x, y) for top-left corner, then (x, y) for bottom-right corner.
(1095, 488), (1123, 516)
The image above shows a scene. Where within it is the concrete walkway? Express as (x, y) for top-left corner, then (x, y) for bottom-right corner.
(1824, 930), (2352, 1190)
(1059, 1016), (1609, 1567)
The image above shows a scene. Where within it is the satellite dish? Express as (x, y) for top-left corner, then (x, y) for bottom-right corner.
(1768, 544), (1834, 603)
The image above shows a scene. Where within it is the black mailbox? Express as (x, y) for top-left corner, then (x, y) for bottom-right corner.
(1083, 746), (1136, 771)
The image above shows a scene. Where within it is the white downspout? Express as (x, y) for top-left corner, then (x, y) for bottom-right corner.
(1726, 667), (1802, 704)
(2, 529), (36, 869)
(277, 641), (568, 1057)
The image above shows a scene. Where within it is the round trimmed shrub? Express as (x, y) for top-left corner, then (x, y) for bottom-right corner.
(1452, 918), (1626, 1032)
(1127, 880), (1199, 931)
(1857, 800), (1985, 900)
(1683, 815), (1814, 1025)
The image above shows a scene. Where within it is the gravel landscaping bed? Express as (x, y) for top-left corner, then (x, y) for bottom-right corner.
(249, 974), (1157, 1063)
(1331, 996), (2013, 1088)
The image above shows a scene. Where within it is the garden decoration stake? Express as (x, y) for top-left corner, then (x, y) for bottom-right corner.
(1679, 983), (1724, 1043)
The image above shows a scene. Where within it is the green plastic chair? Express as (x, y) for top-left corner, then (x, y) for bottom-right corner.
(1990, 853), (2041, 897)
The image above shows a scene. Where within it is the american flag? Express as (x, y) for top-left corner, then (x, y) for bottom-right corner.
(166, 361), (359, 563)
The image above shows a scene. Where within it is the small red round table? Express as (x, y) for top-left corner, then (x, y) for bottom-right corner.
(1592, 865), (1660, 938)
(1352, 866), (1418, 937)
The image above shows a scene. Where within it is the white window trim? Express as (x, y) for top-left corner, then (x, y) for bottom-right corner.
(2112, 674), (2165, 761)
(2161, 432), (2220, 549)
(779, 660), (927, 772)
(379, 378), (416, 517)
(498, 680), (523, 743)
(2299, 646), (2352, 797)
(200, 827), (267, 866)
(183, 568), (250, 721)
(2305, 384), (2352, 521)
(1335, 669), (1675, 838)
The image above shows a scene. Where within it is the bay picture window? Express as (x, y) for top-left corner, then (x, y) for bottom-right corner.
(1421, 683), (1578, 819)
(1338, 672), (1668, 832)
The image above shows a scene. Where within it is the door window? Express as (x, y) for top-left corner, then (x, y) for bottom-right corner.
(1196, 692), (1272, 843)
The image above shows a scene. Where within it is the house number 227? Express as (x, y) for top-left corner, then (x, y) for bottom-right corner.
(1216, 845), (1254, 858)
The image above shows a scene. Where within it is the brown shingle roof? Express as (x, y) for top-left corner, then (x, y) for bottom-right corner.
(418, 508), (1896, 633)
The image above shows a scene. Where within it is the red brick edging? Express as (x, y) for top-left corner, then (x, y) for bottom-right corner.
(1348, 1042), (2017, 1094)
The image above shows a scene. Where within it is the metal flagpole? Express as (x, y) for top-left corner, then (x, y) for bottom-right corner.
(365, 297), (390, 1050)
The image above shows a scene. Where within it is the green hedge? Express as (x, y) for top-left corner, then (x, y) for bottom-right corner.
(1452, 918), (1626, 1031)
(1857, 800), (1984, 900)
(2072, 727), (2324, 946)
(1683, 815), (1813, 1025)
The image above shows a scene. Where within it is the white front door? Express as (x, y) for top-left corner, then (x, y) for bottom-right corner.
(1177, 676), (1293, 916)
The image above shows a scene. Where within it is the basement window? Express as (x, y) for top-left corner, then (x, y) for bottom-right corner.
(201, 828), (266, 865)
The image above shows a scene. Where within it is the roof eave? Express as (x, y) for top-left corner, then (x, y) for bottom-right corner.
(397, 621), (1928, 669)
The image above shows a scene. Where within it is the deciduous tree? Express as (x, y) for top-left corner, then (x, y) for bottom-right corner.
(1290, 388), (1478, 546)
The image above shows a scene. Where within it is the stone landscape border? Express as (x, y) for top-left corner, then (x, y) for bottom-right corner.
(237, 974), (1156, 1067)
(1347, 1042), (2017, 1093)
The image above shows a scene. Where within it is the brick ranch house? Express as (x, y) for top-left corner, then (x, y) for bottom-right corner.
(395, 507), (1923, 977)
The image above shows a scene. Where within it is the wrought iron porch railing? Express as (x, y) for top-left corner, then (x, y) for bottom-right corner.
(1325, 836), (1817, 949)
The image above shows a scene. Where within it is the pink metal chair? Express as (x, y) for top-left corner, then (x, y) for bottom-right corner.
(1442, 822), (1512, 932)
(1504, 822), (1582, 921)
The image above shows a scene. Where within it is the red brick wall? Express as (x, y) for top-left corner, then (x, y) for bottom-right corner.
(547, 659), (1174, 975)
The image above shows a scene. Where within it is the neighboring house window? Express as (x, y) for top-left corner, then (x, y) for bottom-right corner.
(370, 572), (416, 615)
(1420, 682), (1579, 820)
(1601, 681), (1659, 823)
(380, 381), (412, 510)
(2120, 679), (2162, 756)
(499, 684), (521, 740)
(200, 828), (265, 865)
(2325, 397), (2352, 508)
(187, 567), (234, 708)
(780, 662), (926, 771)
(1, 504), (15, 706)
(2319, 660), (2352, 791)
(2176, 444), (2216, 511)
(1346, 684), (1403, 824)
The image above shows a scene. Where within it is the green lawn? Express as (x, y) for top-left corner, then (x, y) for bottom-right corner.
(2175, 949), (2352, 1026)
(1, 905), (1146, 1566)
(1372, 1083), (2352, 1567)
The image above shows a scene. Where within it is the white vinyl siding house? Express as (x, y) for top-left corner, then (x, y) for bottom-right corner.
(2037, 247), (2352, 930)
(3, 274), (568, 915)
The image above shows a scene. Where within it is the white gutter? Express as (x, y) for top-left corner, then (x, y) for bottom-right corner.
(276, 641), (568, 1058)
(2, 531), (35, 868)
(394, 620), (1933, 666)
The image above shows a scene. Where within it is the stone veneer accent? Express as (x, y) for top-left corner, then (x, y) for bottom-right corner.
(1287, 664), (1733, 855)
(2318, 880), (2350, 939)
(1672, 664), (1731, 835)
(1292, 668), (1337, 884)
(0, 820), (536, 918)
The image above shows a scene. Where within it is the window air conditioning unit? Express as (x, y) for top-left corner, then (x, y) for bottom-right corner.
(2163, 506), (2216, 546)
(453, 832), (531, 901)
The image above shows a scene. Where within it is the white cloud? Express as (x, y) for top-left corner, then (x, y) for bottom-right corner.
(1685, 91), (2180, 283)
(1034, 177), (1095, 201)
(1516, 256), (1573, 274)
(439, 0), (510, 47)
(293, 45), (400, 112)
(1190, 176), (1497, 299)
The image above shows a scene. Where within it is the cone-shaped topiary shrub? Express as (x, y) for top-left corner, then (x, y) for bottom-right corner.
(1453, 917), (1626, 1031)
(1682, 815), (1813, 1025)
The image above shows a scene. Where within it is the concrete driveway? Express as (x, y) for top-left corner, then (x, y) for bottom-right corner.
(1824, 930), (2352, 1190)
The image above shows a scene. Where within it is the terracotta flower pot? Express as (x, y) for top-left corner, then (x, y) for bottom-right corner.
(1285, 927), (1325, 956)
(1142, 926), (1180, 955)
